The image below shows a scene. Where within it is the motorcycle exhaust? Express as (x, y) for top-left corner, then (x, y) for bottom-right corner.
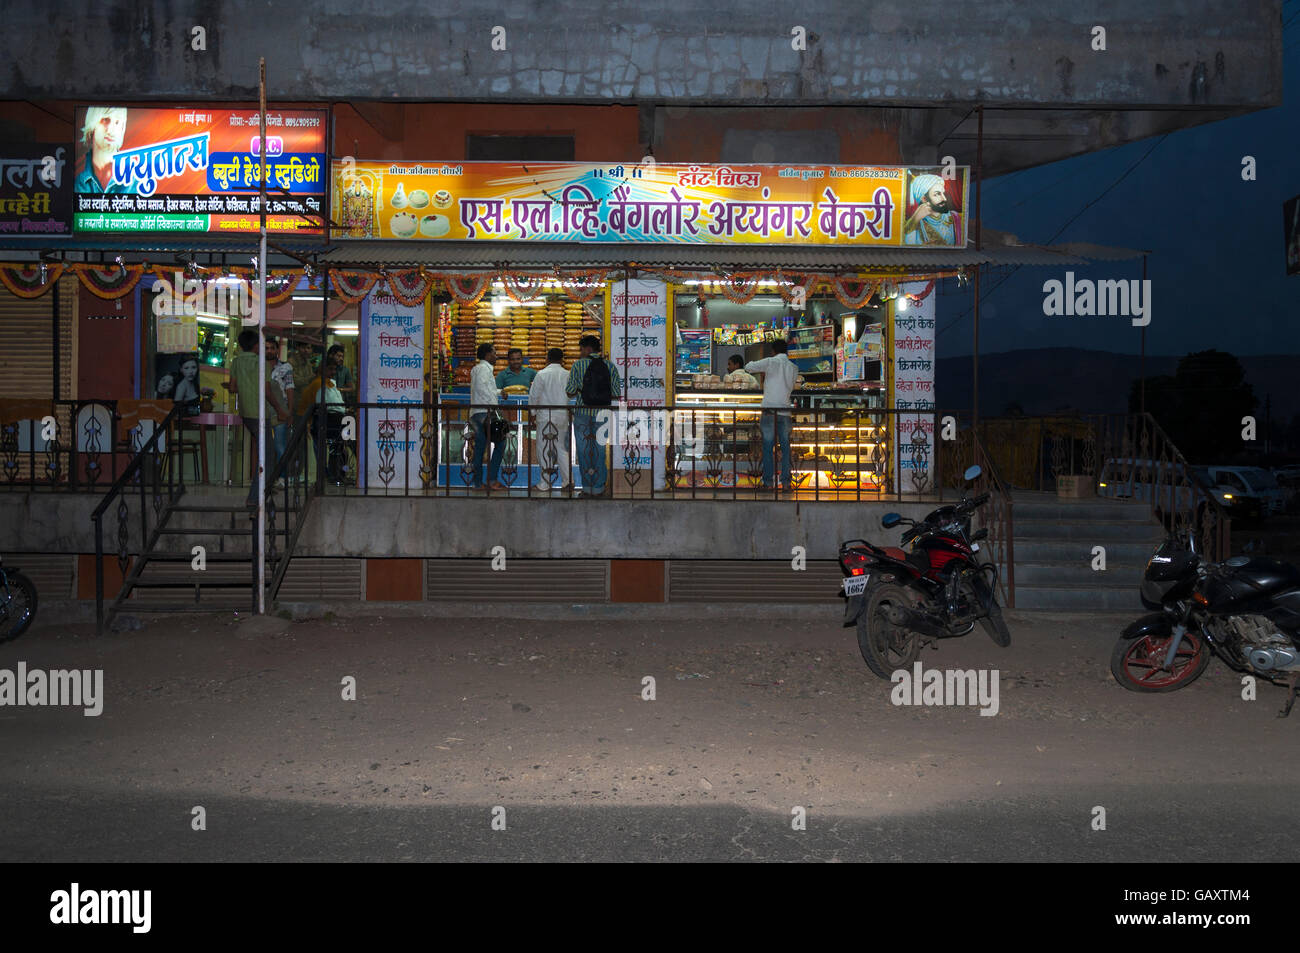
(885, 604), (951, 641)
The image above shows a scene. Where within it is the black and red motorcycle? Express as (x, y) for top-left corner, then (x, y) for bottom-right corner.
(837, 465), (1010, 678)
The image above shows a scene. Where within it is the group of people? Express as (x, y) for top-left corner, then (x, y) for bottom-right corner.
(223, 329), (356, 504)
(467, 335), (801, 494)
(468, 335), (620, 496)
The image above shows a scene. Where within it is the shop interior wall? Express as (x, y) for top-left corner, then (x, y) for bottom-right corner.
(333, 103), (642, 161)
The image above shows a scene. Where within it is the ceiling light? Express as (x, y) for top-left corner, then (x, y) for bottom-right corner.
(195, 315), (229, 327)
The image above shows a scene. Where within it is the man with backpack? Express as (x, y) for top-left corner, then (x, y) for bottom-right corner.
(566, 335), (621, 497)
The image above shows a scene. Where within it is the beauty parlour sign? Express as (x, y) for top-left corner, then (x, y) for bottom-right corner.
(332, 160), (968, 247)
(73, 105), (326, 235)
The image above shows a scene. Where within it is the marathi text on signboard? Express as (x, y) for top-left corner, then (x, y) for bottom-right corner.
(331, 161), (968, 248)
(73, 106), (326, 235)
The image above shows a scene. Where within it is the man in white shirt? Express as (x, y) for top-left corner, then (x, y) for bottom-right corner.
(528, 347), (572, 490)
(745, 338), (799, 490)
(469, 342), (506, 489)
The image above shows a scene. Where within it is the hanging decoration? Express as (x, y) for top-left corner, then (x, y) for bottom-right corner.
(716, 271), (763, 304)
(383, 269), (435, 308)
(228, 267), (301, 307)
(831, 276), (879, 309)
(901, 278), (937, 304)
(443, 273), (492, 305)
(0, 263), (66, 299)
(327, 269), (380, 304)
(553, 268), (611, 303)
(74, 262), (148, 300)
(500, 271), (547, 303)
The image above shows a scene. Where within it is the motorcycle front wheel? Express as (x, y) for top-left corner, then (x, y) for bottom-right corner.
(0, 571), (38, 643)
(1110, 628), (1210, 692)
(857, 583), (923, 680)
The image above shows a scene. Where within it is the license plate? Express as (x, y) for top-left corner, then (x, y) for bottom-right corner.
(842, 575), (868, 596)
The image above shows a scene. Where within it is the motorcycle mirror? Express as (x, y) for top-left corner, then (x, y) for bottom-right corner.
(963, 464), (982, 482)
(881, 512), (903, 528)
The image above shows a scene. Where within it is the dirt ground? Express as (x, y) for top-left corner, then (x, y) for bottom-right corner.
(2, 604), (1298, 862)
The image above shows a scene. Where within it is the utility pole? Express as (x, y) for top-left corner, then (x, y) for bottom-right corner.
(256, 58), (268, 615)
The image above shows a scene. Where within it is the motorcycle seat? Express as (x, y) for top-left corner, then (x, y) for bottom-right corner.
(882, 547), (930, 574)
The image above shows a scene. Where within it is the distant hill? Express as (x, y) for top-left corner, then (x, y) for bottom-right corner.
(936, 348), (1300, 425)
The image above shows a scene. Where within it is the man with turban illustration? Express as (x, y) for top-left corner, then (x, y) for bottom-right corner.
(903, 173), (960, 246)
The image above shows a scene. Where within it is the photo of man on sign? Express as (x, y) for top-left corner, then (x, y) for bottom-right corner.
(74, 106), (135, 195)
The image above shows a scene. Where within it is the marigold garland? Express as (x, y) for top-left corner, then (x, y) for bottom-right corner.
(74, 263), (147, 300)
(383, 269), (434, 308)
(443, 273), (491, 306)
(0, 264), (66, 298)
(327, 269), (379, 304)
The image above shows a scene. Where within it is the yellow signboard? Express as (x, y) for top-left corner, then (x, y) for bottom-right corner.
(332, 161), (969, 247)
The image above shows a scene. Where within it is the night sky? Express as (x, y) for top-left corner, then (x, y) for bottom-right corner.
(938, 6), (1300, 360)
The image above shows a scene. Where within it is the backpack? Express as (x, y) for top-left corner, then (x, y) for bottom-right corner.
(580, 356), (613, 406)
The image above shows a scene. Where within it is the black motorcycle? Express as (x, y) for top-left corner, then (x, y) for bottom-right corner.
(0, 556), (38, 643)
(1111, 530), (1300, 715)
(839, 465), (1010, 679)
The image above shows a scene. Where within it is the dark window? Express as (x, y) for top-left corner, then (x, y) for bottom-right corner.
(466, 135), (575, 161)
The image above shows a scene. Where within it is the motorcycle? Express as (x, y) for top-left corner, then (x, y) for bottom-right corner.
(837, 465), (1011, 679)
(0, 556), (38, 643)
(1111, 529), (1300, 716)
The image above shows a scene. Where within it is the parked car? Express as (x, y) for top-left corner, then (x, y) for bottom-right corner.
(1190, 467), (1265, 521)
(1201, 466), (1286, 517)
(1098, 458), (1203, 515)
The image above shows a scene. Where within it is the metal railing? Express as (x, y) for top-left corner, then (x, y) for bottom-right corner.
(263, 411), (317, 599)
(303, 400), (1010, 502)
(91, 404), (187, 633)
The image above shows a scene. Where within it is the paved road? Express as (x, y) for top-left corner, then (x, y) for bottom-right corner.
(2, 606), (1297, 862)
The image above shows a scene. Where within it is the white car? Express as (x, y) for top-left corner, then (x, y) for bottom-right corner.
(1201, 466), (1285, 516)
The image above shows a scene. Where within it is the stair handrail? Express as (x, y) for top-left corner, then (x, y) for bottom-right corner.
(263, 410), (316, 601)
(1130, 412), (1231, 561)
(91, 404), (185, 634)
(970, 428), (1016, 609)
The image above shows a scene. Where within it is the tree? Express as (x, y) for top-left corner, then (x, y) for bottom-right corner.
(1133, 351), (1256, 463)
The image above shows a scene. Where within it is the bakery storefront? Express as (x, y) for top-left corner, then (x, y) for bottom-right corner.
(324, 160), (969, 497)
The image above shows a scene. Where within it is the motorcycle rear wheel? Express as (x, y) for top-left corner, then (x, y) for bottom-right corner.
(0, 571), (37, 643)
(857, 583), (923, 680)
(1110, 628), (1210, 692)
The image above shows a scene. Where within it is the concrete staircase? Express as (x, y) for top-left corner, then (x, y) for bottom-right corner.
(1010, 493), (1164, 611)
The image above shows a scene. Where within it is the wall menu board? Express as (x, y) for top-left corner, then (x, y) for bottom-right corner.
(0, 144), (72, 236)
(893, 283), (937, 493)
(73, 106), (326, 235)
(362, 290), (426, 490)
(610, 278), (669, 490)
(331, 160), (969, 247)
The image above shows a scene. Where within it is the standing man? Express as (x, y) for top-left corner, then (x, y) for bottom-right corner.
(327, 344), (356, 404)
(266, 337), (296, 468)
(222, 329), (291, 505)
(745, 338), (798, 491)
(495, 348), (537, 390)
(566, 335), (621, 498)
(528, 348), (572, 491)
(469, 342), (506, 490)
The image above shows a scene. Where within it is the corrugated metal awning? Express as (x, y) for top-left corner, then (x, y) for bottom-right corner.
(319, 240), (994, 270)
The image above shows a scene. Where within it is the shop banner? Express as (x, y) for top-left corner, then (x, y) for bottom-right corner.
(73, 106), (326, 235)
(0, 144), (72, 236)
(893, 284), (937, 494)
(362, 290), (425, 489)
(609, 278), (669, 490)
(332, 161), (968, 247)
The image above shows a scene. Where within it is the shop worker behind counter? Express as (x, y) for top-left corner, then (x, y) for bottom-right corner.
(566, 335), (621, 498)
(222, 328), (291, 506)
(745, 338), (798, 492)
(496, 348), (537, 389)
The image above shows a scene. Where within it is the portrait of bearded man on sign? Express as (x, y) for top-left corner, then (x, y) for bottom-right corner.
(903, 172), (962, 246)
